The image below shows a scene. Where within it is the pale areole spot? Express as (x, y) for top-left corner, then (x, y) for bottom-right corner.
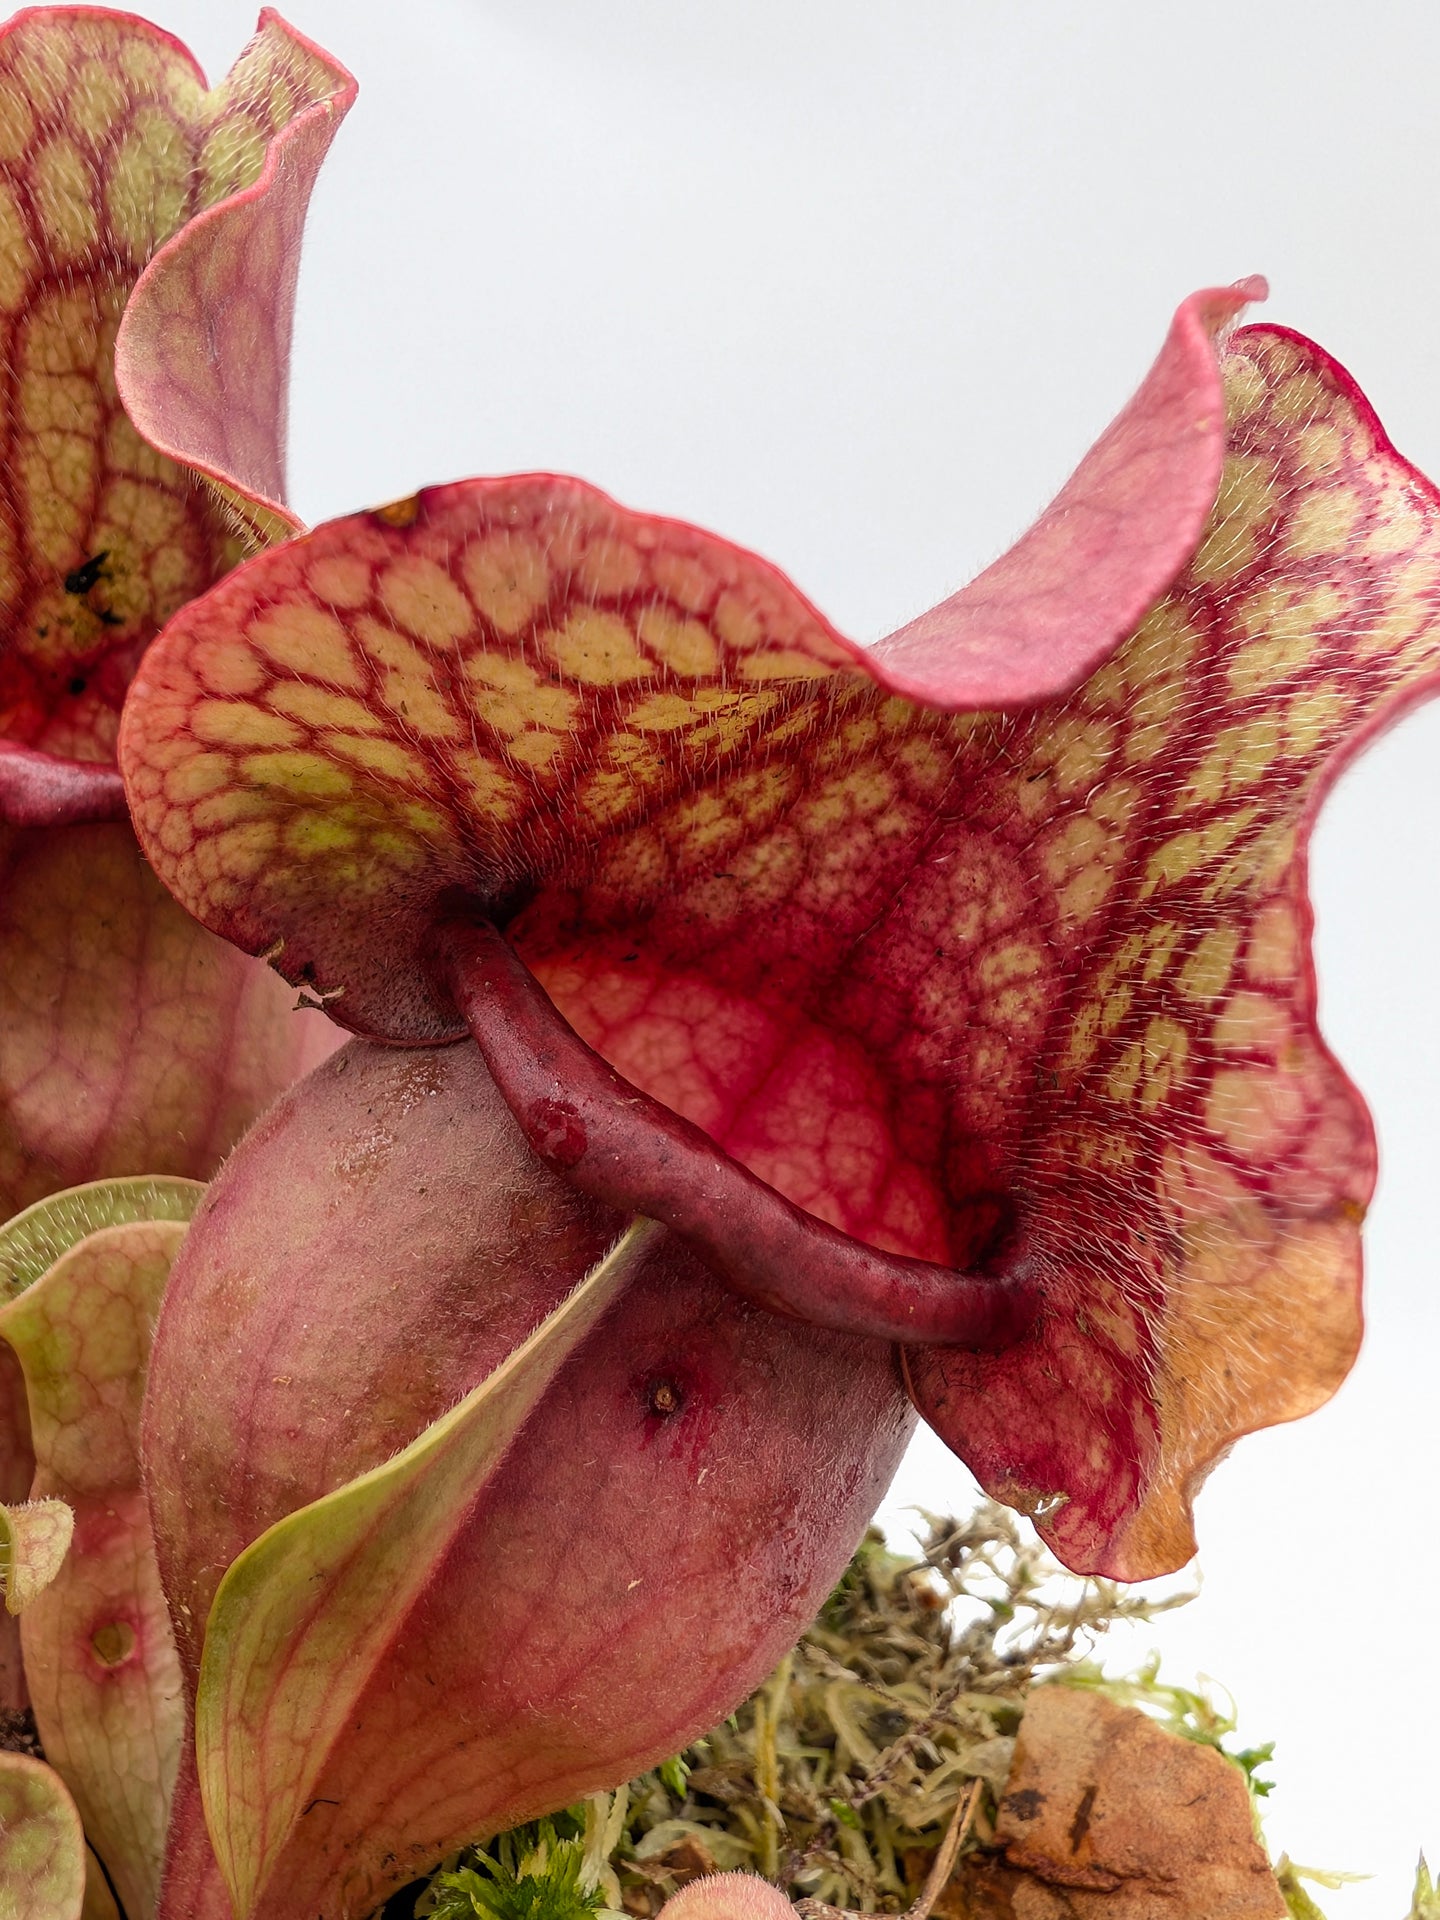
(574, 531), (645, 598)
(162, 749), (232, 804)
(1284, 483), (1362, 559)
(1229, 582), (1346, 697)
(636, 604), (720, 676)
(322, 733), (427, 783)
(453, 751), (520, 820)
(1042, 714), (1118, 794)
(0, 74), (34, 163)
(1245, 898), (1301, 983)
(1136, 1016), (1190, 1111)
(1183, 715), (1279, 810)
(31, 133), (98, 261)
(239, 749), (356, 803)
(378, 554), (473, 644)
(0, 180), (33, 309)
(543, 606), (651, 685)
(192, 700), (301, 751)
(1212, 990), (1291, 1055)
(105, 106), (189, 255)
(462, 529), (552, 634)
(712, 589), (763, 652)
(249, 602), (367, 691)
(268, 683), (386, 734)
(307, 550), (372, 610)
(737, 648), (831, 683)
(192, 785), (273, 831)
(627, 691), (706, 732)
(464, 654), (578, 735)
(1267, 363), (1335, 427)
(649, 547), (715, 612)
(196, 115), (264, 200)
(504, 730), (566, 771)
(1177, 922), (1242, 1003)
(1141, 809), (1257, 897)
(354, 615), (463, 738)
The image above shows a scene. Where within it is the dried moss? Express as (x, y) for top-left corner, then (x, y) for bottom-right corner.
(396, 1505), (1170, 1918)
(396, 1503), (1394, 1920)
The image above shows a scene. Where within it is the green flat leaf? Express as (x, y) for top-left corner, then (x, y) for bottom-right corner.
(0, 1753), (85, 1920)
(196, 1219), (659, 1920)
(0, 1177), (202, 1920)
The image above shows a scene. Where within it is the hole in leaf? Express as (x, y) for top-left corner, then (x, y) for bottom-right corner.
(646, 1378), (684, 1418)
(90, 1620), (136, 1667)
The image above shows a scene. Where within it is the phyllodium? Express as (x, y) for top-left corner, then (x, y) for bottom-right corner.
(4, 8), (1440, 1920)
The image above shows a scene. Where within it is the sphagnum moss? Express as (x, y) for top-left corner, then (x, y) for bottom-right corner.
(398, 1503), (1384, 1920)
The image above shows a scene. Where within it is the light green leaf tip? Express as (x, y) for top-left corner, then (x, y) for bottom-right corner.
(0, 1752), (85, 1920)
(196, 1217), (662, 1920)
(0, 1177), (204, 1303)
(0, 1498), (74, 1613)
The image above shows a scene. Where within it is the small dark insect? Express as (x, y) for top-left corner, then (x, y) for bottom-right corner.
(64, 551), (109, 596)
(68, 676), (87, 696)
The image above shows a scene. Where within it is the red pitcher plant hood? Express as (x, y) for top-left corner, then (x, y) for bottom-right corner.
(118, 267), (1440, 1592)
(27, 12), (1440, 1920)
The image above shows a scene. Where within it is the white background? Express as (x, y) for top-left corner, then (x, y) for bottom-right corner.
(155, 3), (1440, 1911)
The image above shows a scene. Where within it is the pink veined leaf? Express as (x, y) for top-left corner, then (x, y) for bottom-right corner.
(0, 1750), (86, 1920)
(0, 744), (125, 827)
(114, 9), (358, 548)
(193, 1215), (658, 1920)
(0, 1496), (74, 1611)
(0, 5), (353, 775)
(142, 1039), (914, 1920)
(0, 1176), (202, 1920)
(118, 307), (1440, 1578)
(0, 821), (338, 1219)
(0, 8), (346, 1219)
(872, 277), (1266, 708)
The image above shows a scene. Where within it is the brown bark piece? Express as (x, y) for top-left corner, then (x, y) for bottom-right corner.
(962, 1686), (1285, 1918)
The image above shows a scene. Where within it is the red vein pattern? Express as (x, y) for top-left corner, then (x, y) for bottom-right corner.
(0, 6), (352, 762)
(143, 1040), (914, 1920)
(0, 10), (346, 1221)
(122, 325), (1440, 1576)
